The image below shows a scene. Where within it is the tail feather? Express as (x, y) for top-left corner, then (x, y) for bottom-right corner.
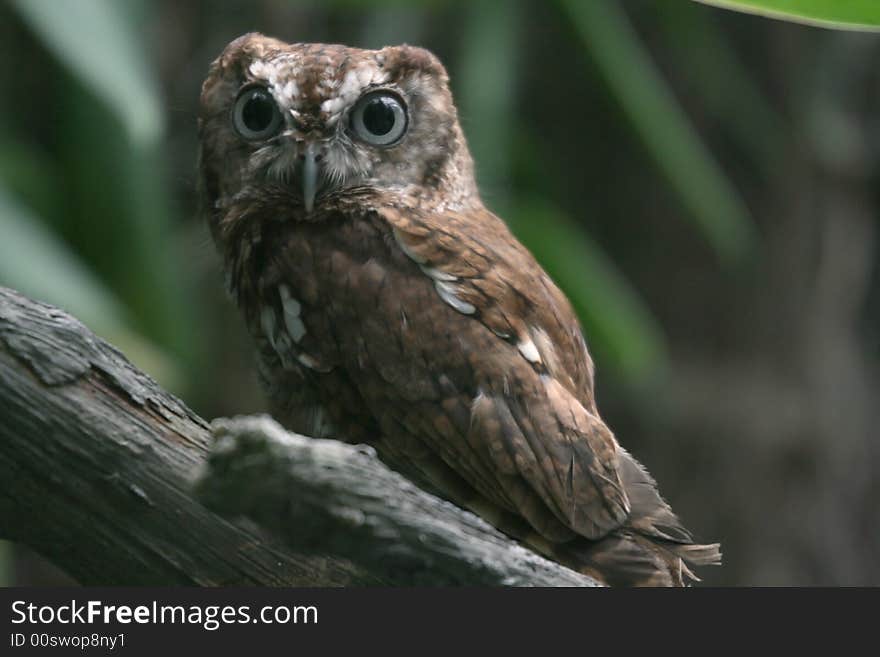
(379, 432), (721, 586)
(551, 449), (721, 586)
(555, 531), (721, 587)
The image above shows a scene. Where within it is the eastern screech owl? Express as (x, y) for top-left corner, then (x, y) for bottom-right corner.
(198, 33), (720, 586)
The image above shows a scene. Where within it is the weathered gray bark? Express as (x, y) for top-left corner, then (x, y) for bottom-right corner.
(0, 287), (596, 586)
(197, 415), (595, 585)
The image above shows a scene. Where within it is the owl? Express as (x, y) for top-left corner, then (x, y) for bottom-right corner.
(198, 33), (720, 586)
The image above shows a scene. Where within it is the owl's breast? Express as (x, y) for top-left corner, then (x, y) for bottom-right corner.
(234, 211), (409, 442)
(246, 210), (508, 413)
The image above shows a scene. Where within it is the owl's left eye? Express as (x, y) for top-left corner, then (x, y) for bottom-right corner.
(350, 91), (408, 147)
(232, 87), (283, 140)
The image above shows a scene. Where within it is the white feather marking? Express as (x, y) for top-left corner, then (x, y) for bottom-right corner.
(518, 338), (542, 364)
(249, 60), (276, 82)
(470, 388), (487, 418)
(435, 280), (476, 315)
(286, 316), (307, 343)
(278, 285), (305, 341)
(277, 79), (299, 105)
(321, 97), (346, 115)
(529, 326), (559, 374)
(356, 66), (373, 87)
(419, 265), (457, 282)
(338, 68), (364, 101)
(297, 353), (333, 373)
(335, 64), (390, 107)
(279, 285), (301, 315)
(260, 306), (278, 349)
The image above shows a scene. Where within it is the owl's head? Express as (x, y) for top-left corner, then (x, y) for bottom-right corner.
(199, 33), (478, 231)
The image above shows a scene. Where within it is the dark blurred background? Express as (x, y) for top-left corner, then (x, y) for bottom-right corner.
(0, 0), (877, 586)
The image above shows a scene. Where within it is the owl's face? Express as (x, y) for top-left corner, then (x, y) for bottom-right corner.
(199, 33), (477, 227)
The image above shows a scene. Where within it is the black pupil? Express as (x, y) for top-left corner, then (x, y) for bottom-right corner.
(242, 91), (275, 132)
(362, 97), (396, 136)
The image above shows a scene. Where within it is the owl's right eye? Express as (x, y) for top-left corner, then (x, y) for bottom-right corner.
(232, 87), (282, 140)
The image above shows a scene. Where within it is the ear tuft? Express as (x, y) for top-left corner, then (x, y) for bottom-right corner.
(381, 45), (448, 83)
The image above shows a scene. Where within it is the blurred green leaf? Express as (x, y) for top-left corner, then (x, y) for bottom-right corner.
(4, 0), (197, 394)
(558, 0), (757, 264)
(457, 0), (522, 203)
(0, 184), (127, 335)
(694, 0), (880, 30)
(508, 198), (667, 382)
(0, 135), (63, 225)
(0, 185), (182, 388)
(656, 2), (789, 176)
(9, 0), (163, 146)
(47, 75), (198, 377)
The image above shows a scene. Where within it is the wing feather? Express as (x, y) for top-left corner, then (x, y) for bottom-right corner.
(372, 204), (630, 540)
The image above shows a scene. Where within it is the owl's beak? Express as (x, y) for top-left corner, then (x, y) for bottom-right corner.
(302, 142), (319, 214)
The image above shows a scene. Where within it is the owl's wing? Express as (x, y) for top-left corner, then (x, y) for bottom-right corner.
(376, 205), (631, 540)
(380, 205), (597, 400)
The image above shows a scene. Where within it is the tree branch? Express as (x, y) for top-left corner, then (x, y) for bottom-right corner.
(0, 287), (596, 586)
(196, 415), (594, 585)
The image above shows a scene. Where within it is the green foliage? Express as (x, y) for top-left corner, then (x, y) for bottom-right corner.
(0, 185), (127, 335)
(10, 0), (162, 146)
(694, 0), (880, 30)
(456, 0), (522, 198)
(655, 2), (789, 176)
(3, 0), (195, 392)
(559, 0), (757, 264)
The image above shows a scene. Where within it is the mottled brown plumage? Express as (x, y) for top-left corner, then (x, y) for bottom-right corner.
(198, 33), (720, 586)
